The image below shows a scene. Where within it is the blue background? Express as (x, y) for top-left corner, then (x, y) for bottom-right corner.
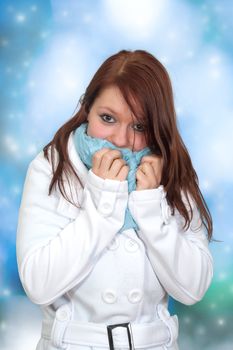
(0, 0), (232, 349)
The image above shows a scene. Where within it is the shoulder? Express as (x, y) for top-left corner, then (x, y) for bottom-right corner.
(26, 132), (87, 194)
(27, 147), (56, 179)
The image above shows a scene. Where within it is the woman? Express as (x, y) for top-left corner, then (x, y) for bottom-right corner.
(16, 49), (213, 350)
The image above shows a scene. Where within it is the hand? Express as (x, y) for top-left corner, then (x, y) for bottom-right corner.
(92, 148), (129, 181)
(136, 154), (163, 190)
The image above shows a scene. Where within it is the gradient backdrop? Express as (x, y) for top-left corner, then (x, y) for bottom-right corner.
(0, 0), (232, 349)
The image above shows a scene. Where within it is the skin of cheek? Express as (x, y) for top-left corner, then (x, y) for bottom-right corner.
(87, 123), (108, 139)
(135, 136), (148, 151)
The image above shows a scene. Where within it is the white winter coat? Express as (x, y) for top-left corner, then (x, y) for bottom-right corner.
(16, 130), (213, 350)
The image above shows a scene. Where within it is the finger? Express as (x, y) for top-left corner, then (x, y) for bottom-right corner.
(93, 148), (121, 171)
(141, 155), (156, 162)
(135, 167), (148, 190)
(151, 158), (163, 182)
(109, 158), (127, 177)
(140, 157), (163, 181)
(139, 162), (155, 178)
(92, 148), (111, 170)
(141, 155), (161, 165)
(117, 165), (129, 181)
(136, 167), (147, 180)
(137, 163), (159, 189)
(100, 149), (122, 173)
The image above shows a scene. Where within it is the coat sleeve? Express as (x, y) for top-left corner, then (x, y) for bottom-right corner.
(128, 186), (213, 305)
(16, 153), (128, 306)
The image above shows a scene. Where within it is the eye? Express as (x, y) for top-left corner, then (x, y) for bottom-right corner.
(99, 114), (115, 123)
(133, 123), (146, 132)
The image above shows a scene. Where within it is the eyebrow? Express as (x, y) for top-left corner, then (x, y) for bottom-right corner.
(98, 106), (119, 115)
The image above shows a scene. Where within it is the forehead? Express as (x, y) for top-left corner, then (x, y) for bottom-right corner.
(94, 85), (145, 120)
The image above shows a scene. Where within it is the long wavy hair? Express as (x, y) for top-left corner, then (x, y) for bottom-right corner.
(43, 49), (213, 240)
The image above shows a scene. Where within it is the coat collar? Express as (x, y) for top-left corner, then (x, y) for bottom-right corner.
(56, 131), (88, 218)
(67, 130), (89, 186)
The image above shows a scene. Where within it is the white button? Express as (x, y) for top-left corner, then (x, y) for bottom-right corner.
(108, 237), (120, 250)
(103, 203), (110, 209)
(99, 202), (112, 215)
(124, 238), (139, 252)
(128, 289), (143, 303)
(102, 289), (117, 304)
(56, 308), (70, 321)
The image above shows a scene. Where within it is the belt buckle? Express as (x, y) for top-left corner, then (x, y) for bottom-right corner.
(107, 322), (134, 350)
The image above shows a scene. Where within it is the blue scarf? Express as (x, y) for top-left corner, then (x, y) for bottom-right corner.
(73, 122), (151, 233)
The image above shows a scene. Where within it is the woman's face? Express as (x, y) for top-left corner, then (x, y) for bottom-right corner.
(86, 85), (148, 151)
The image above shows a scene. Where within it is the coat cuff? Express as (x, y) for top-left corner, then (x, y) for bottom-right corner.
(86, 169), (128, 192)
(129, 185), (165, 201)
(128, 185), (172, 225)
(84, 169), (128, 218)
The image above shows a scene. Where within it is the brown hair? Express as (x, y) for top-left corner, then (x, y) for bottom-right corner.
(43, 49), (213, 240)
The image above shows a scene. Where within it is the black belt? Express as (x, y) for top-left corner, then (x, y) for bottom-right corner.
(107, 322), (134, 350)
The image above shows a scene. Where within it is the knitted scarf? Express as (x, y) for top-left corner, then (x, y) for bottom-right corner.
(73, 122), (151, 233)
